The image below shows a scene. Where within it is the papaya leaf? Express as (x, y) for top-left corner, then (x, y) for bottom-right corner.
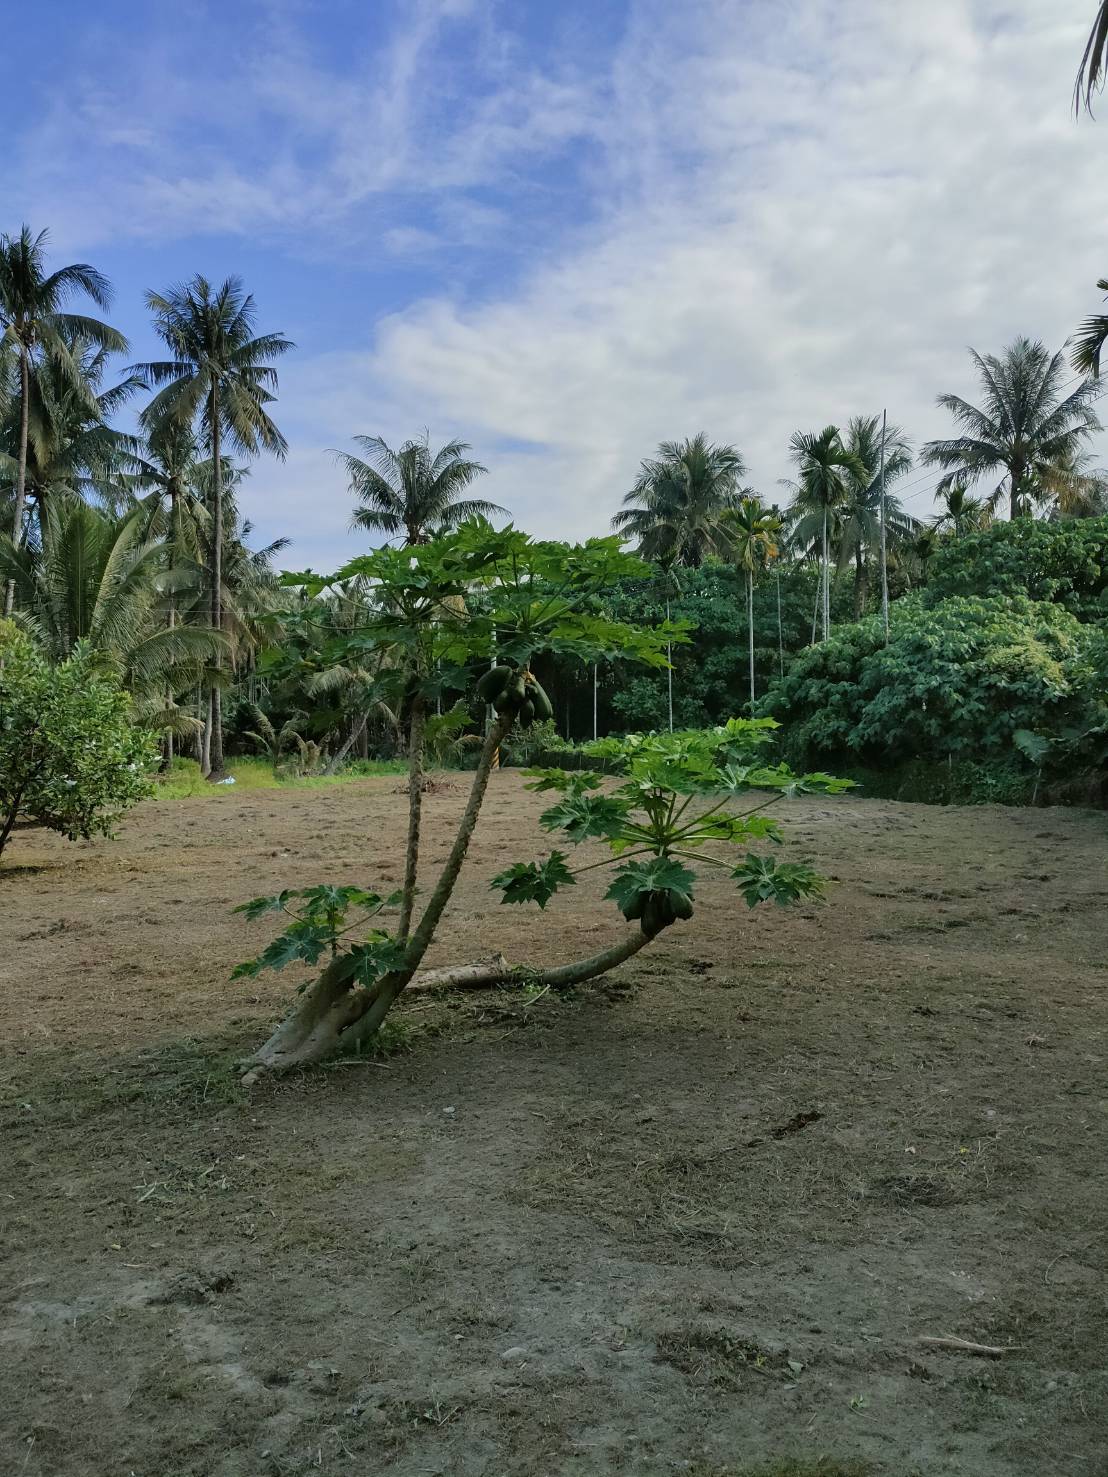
(234, 890), (294, 920)
(539, 792), (631, 843)
(343, 935), (408, 987)
(524, 768), (604, 794)
(490, 851), (576, 908)
(231, 920), (336, 978)
(732, 853), (825, 908)
(606, 857), (696, 920)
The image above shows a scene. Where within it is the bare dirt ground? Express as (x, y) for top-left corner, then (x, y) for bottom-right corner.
(1, 775), (1106, 1477)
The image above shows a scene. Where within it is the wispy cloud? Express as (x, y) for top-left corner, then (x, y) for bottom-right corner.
(5, 0), (604, 253)
(269, 0), (1104, 557)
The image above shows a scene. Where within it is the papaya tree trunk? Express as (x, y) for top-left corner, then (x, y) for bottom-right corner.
(397, 696), (426, 939)
(243, 714), (511, 1074)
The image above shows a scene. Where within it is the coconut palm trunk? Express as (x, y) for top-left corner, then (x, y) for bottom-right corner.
(160, 479), (180, 772)
(821, 507), (830, 640)
(208, 392), (225, 777)
(4, 349), (30, 617)
(853, 546), (868, 619)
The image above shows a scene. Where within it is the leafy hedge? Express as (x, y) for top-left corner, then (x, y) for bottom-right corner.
(924, 518), (1108, 621)
(758, 595), (1099, 768)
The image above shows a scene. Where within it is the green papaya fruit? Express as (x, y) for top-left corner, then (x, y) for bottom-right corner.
(622, 892), (646, 921)
(528, 681), (554, 721)
(477, 665), (513, 702)
(671, 892), (694, 921)
(642, 893), (665, 936)
(506, 674), (527, 705)
(518, 699), (536, 728)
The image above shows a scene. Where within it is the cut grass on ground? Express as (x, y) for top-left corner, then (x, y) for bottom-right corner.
(151, 755), (408, 799)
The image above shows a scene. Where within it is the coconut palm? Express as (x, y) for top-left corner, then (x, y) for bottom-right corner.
(613, 434), (747, 566)
(719, 497), (780, 707)
(125, 423), (222, 766)
(1076, 3), (1108, 112)
(0, 226), (126, 613)
(785, 427), (867, 641)
(133, 276), (293, 776)
(1, 334), (144, 538)
(1025, 451), (1108, 520)
(930, 486), (992, 537)
(922, 339), (1102, 522)
(838, 415), (915, 617)
(1071, 278), (1108, 378)
(334, 433), (500, 546)
(0, 498), (219, 730)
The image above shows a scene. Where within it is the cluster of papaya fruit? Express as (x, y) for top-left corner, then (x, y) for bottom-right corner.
(475, 665), (553, 729)
(621, 888), (694, 935)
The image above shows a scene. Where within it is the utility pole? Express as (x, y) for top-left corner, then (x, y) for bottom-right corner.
(776, 566), (784, 677)
(879, 407), (890, 643)
(666, 597), (673, 732)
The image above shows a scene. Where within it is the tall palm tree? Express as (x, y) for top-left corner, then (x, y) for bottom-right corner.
(922, 338), (1102, 522)
(1071, 278), (1108, 378)
(931, 485), (992, 537)
(613, 434), (747, 566)
(127, 422), (216, 766)
(838, 415), (915, 617)
(133, 276), (293, 777)
(333, 433), (500, 546)
(1, 333), (145, 537)
(1076, 3), (1108, 112)
(0, 498), (219, 728)
(785, 427), (866, 641)
(0, 226), (125, 614)
(720, 496), (780, 707)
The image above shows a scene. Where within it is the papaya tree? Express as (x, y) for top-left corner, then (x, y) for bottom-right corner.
(236, 523), (848, 1078)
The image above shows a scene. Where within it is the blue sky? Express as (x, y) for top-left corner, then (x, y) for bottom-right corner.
(5, 0), (1106, 565)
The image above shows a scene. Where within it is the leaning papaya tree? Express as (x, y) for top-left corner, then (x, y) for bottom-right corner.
(236, 522), (848, 1078)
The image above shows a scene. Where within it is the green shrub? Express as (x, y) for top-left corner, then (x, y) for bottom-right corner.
(925, 518), (1108, 620)
(845, 757), (1036, 806)
(758, 595), (1096, 769)
(0, 623), (155, 862)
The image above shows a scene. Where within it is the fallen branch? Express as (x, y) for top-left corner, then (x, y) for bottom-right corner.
(404, 955), (514, 993)
(917, 1336), (1022, 1358)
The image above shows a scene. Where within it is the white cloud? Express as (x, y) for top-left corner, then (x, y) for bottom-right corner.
(254, 0), (1107, 565)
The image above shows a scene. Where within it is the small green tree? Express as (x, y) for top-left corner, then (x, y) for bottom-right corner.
(233, 524), (849, 1077)
(0, 624), (154, 863)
